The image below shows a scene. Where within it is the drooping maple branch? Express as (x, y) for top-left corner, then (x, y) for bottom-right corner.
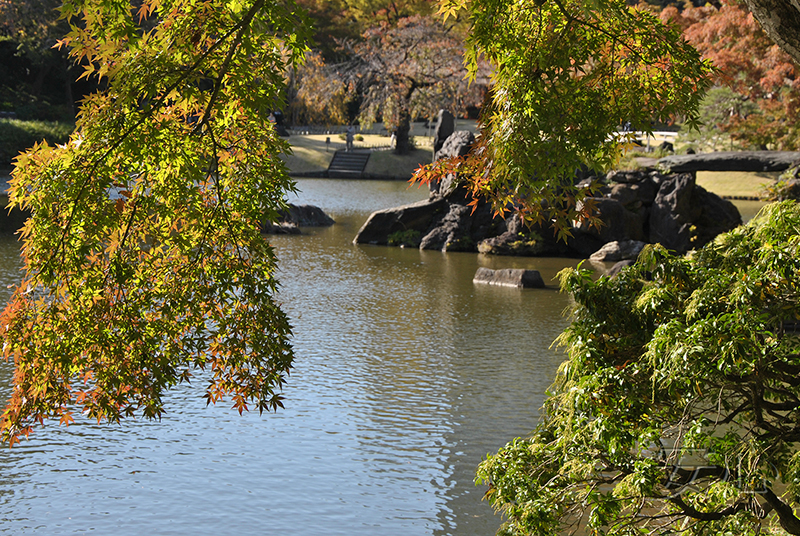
(48, 1), (264, 277)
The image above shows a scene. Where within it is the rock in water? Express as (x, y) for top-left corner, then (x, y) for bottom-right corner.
(353, 197), (448, 245)
(278, 204), (335, 227)
(472, 267), (545, 288)
(263, 203), (335, 234)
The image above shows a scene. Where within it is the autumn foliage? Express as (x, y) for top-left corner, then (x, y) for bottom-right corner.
(0, 0), (310, 445)
(663, 0), (800, 149)
(416, 0), (712, 233)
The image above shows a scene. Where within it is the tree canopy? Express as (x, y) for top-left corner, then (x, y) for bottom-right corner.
(416, 0), (713, 234)
(665, 0), (800, 151)
(0, 0), (310, 444)
(339, 14), (476, 154)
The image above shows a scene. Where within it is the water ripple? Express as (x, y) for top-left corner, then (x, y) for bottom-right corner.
(0, 180), (571, 535)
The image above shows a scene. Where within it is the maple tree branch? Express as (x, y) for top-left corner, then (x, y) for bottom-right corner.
(50, 1), (263, 277)
(762, 488), (800, 535)
(196, 0), (267, 130)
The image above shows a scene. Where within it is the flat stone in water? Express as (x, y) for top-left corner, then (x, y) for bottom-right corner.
(473, 267), (545, 288)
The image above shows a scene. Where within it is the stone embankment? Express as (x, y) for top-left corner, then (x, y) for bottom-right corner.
(657, 151), (800, 173)
(354, 131), (742, 261)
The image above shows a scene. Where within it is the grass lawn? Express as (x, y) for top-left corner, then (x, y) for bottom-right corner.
(283, 132), (780, 197)
(282, 132), (433, 178)
(696, 170), (778, 199)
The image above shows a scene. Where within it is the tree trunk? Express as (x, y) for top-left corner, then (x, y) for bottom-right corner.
(395, 108), (411, 155)
(31, 62), (51, 99)
(63, 55), (75, 119)
(394, 85), (416, 155)
(744, 0), (800, 65)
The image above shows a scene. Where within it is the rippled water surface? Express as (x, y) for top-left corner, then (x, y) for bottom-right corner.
(0, 180), (578, 535)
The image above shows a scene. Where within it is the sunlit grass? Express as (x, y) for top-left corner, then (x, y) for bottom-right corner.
(696, 170), (778, 198)
(282, 132), (433, 178)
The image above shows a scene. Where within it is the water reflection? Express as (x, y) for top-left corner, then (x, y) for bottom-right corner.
(0, 181), (582, 534)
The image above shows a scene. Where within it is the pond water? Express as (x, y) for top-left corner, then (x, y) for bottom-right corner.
(0, 179), (759, 535)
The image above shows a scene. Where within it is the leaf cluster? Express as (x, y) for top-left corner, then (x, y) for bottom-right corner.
(478, 201), (800, 536)
(1, 0), (311, 444)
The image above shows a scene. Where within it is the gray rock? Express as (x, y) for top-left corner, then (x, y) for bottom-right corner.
(263, 203), (334, 234)
(648, 173), (697, 252)
(689, 184), (742, 247)
(419, 204), (473, 251)
(658, 151), (800, 173)
(608, 259), (636, 277)
(430, 131), (476, 197)
(477, 230), (545, 256)
(606, 169), (648, 184)
(609, 180), (658, 208)
(437, 130), (475, 160)
(278, 204), (335, 227)
(433, 109), (455, 156)
(574, 198), (646, 243)
(648, 173), (741, 253)
(589, 240), (646, 262)
(473, 267), (545, 288)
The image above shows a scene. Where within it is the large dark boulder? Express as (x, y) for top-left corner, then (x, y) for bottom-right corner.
(574, 197), (647, 243)
(477, 217), (604, 258)
(648, 173), (740, 253)
(688, 182), (743, 248)
(262, 203), (335, 234)
(658, 151), (800, 173)
(279, 204), (335, 226)
(353, 197), (448, 245)
(608, 180), (659, 209)
(648, 173), (698, 251)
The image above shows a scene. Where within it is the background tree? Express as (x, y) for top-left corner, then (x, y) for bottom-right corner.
(286, 50), (353, 126)
(339, 14), (478, 154)
(296, 0), (436, 60)
(1, 0), (310, 444)
(663, 0), (800, 150)
(0, 0), (80, 120)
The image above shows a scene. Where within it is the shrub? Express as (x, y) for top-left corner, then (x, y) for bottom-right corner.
(387, 229), (421, 247)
